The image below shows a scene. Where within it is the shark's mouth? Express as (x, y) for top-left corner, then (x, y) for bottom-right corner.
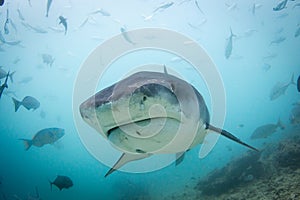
(106, 117), (182, 153)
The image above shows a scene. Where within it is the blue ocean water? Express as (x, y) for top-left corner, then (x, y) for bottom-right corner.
(0, 0), (299, 199)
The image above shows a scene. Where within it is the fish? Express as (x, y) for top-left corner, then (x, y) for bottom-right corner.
(42, 54), (54, 67)
(153, 2), (174, 13)
(251, 3), (262, 15)
(80, 68), (258, 177)
(194, 0), (204, 15)
(0, 67), (15, 82)
(12, 96), (40, 112)
(26, 23), (47, 34)
(19, 128), (65, 150)
(225, 27), (236, 59)
(270, 36), (286, 45)
(49, 175), (73, 191)
(46, 0), (52, 17)
(226, 2), (237, 11)
(269, 74), (295, 100)
(58, 16), (67, 35)
(0, 0), (4, 6)
(0, 71), (9, 99)
(290, 105), (300, 124)
(120, 27), (135, 45)
(89, 8), (110, 16)
(250, 119), (284, 139)
(262, 63), (271, 71)
(273, 0), (288, 11)
(4, 9), (9, 34)
(297, 75), (300, 92)
(295, 26), (300, 37)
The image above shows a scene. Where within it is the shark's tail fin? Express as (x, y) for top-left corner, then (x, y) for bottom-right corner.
(207, 124), (259, 152)
(12, 97), (22, 112)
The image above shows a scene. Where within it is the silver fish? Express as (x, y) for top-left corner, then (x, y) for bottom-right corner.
(80, 67), (258, 177)
(270, 36), (286, 45)
(270, 74), (295, 100)
(225, 28), (236, 59)
(251, 119), (284, 139)
(19, 128), (64, 150)
(273, 0), (288, 11)
(12, 96), (40, 112)
(153, 2), (174, 13)
(89, 8), (110, 16)
(195, 0), (204, 15)
(120, 27), (135, 45)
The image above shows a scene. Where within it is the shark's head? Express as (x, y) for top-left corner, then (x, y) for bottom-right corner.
(80, 71), (210, 154)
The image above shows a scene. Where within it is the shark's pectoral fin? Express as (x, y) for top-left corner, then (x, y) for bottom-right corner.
(206, 123), (259, 152)
(105, 153), (150, 177)
(175, 152), (185, 166)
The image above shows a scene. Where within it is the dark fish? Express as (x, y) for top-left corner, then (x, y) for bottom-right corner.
(12, 96), (40, 112)
(273, 0), (288, 11)
(0, 0), (4, 6)
(19, 128), (65, 150)
(46, 0), (53, 17)
(59, 16), (67, 35)
(225, 27), (236, 59)
(297, 75), (300, 92)
(42, 53), (55, 66)
(251, 119), (284, 139)
(0, 71), (9, 99)
(49, 175), (73, 191)
(4, 9), (9, 34)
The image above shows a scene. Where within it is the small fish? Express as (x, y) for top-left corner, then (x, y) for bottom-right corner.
(13, 57), (20, 64)
(262, 63), (271, 71)
(59, 16), (67, 35)
(269, 74), (295, 100)
(290, 105), (300, 124)
(251, 119), (284, 139)
(42, 54), (55, 66)
(46, 0), (52, 17)
(26, 23), (47, 34)
(12, 96), (40, 112)
(0, 71), (9, 99)
(49, 175), (73, 191)
(273, 0), (288, 11)
(89, 8), (110, 16)
(226, 2), (237, 11)
(195, 0), (205, 15)
(295, 26), (300, 37)
(262, 53), (277, 60)
(270, 36), (286, 45)
(19, 128), (65, 150)
(297, 76), (300, 92)
(225, 27), (236, 59)
(17, 9), (25, 21)
(4, 9), (9, 34)
(120, 27), (135, 45)
(153, 2), (174, 13)
(0, 67), (15, 82)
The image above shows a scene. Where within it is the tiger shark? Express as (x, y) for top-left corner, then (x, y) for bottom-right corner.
(79, 67), (258, 177)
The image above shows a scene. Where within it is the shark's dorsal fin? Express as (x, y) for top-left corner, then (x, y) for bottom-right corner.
(105, 153), (150, 177)
(163, 65), (168, 74)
